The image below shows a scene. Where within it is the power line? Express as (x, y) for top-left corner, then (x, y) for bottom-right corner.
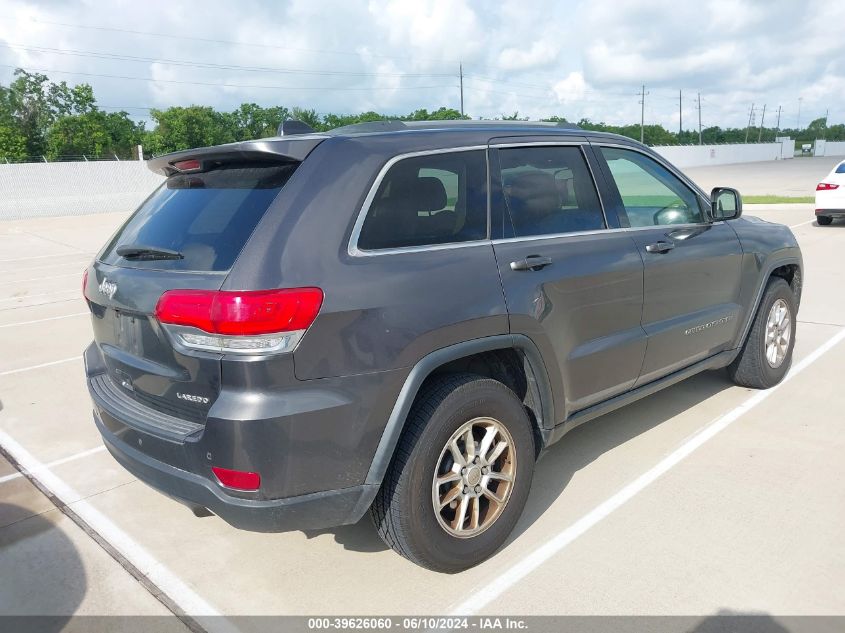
(0, 42), (455, 79)
(20, 16), (460, 65)
(0, 64), (456, 92)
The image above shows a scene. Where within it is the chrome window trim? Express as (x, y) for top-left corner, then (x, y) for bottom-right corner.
(347, 145), (489, 258)
(594, 142), (713, 214)
(490, 221), (724, 245)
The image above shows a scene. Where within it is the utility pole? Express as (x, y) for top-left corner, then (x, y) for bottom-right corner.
(824, 108), (829, 139)
(678, 89), (682, 138)
(639, 84), (648, 143)
(697, 92), (702, 145)
(745, 103), (755, 143)
(459, 63), (464, 117)
(757, 104), (766, 143)
(797, 97), (803, 129)
(774, 105), (782, 138)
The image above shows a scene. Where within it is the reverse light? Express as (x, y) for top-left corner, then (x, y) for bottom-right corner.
(155, 288), (323, 354)
(212, 466), (260, 491)
(817, 182), (840, 191)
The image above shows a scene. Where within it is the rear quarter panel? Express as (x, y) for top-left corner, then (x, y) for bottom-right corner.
(225, 135), (510, 379)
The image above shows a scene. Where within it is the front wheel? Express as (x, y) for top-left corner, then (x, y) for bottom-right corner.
(727, 277), (796, 389)
(370, 373), (535, 573)
(817, 216), (833, 226)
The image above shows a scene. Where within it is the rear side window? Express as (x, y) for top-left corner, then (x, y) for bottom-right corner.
(356, 150), (487, 250)
(101, 162), (297, 271)
(498, 146), (605, 237)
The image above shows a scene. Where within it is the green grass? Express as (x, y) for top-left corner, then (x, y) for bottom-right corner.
(743, 195), (814, 204)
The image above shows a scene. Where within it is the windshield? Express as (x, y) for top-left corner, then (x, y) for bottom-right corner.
(100, 162), (298, 271)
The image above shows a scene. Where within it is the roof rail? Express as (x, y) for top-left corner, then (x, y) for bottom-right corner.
(327, 120), (408, 135)
(325, 119), (581, 135)
(277, 120), (316, 136)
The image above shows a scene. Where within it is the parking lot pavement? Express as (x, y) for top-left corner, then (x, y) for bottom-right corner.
(1, 206), (843, 620)
(0, 456), (181, 619)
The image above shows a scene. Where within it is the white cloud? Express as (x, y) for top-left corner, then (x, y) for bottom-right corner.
(0, 0), (843, 129)
(552, 71), (587, 104)
(498, 40), (559, 71)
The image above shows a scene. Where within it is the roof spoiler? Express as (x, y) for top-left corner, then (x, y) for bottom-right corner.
(147, 138), (325, 176)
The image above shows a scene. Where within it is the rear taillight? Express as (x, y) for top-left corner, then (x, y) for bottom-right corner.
(817, 182), (840, 191)
(212, 466), (260, 491)
(155, 288), (323, 354)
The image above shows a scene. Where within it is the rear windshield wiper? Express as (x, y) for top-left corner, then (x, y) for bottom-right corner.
(116, 245), (184, 260)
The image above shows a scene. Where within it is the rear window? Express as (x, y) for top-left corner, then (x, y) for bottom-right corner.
(836, 162), (845, 174)
(100, 162), (297, 271)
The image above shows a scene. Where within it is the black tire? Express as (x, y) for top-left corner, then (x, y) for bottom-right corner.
(370, 373), (535, 573)
(727, 277), (796, 389)
(817, 216), (833, 226)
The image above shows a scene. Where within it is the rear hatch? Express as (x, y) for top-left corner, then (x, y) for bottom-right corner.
(85, 158), (300, 427)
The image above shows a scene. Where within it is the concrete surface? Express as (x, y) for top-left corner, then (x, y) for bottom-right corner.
(685, 156), (842, 197)
(1, 205), (844, 621)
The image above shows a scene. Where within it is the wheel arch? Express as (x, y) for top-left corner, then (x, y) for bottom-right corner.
(363, 334), (555, 488)
(734, 256), (802, 352)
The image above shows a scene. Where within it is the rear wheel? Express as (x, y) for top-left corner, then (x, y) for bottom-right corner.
(817, 216), (833, 226)
(727, 277), (796, 389)
(370, 373), (535, 573)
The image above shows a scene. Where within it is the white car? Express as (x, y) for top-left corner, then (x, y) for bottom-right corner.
(815, 159), (845, 225)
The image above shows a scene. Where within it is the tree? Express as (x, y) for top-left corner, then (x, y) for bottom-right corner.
(144, 106), (235, 155)
(47, 110), (144, 159)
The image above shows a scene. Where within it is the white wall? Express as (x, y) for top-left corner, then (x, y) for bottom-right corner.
(814, 140), (845, 157)
(0, 161), (164, 220)
(652, 141), (794, 168)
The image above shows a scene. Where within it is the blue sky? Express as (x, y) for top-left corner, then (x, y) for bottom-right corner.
(1, 0), (842, 130)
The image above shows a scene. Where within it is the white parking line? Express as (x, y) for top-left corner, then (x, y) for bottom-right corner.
(0, 356), (82, 376)
(0, 312), (88, 329)
(0, 429), (232, 629)
(0, 288), (78, 303)
(449, 328), (845, 616)
(0, 259), (91, 275)
(0, 272), (81, 286)
(0, 252), (91, 264)
(0, 445), (106, 484)
(789, 219), (816, 229)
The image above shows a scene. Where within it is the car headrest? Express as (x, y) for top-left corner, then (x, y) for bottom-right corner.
(391, 176), (447, 212)
(507, 171), (560, 216)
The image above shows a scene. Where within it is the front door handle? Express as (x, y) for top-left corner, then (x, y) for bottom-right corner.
(510, 255), (553, 271)
(645, 241), (675, 254)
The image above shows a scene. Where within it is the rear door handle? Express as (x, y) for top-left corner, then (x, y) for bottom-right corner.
(645, 241), (675, 254)
(510, 255), (553, 271)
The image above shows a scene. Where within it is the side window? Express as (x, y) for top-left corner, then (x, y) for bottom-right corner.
(357, 150), (487, 250)
(498, 146), (605, 238)
(600, 147), (706, 227)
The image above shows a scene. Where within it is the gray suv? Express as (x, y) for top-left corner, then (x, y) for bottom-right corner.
(83, 121), (802, 572)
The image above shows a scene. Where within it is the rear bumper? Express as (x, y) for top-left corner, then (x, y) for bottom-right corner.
(95, 411), (376, 532)
(84, 342), (396, 532)
(815, 209), (845, 218)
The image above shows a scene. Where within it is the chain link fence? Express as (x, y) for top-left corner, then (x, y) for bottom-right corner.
(0, 160), (165, 220)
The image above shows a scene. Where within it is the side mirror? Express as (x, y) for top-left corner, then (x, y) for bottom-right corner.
(711, 187), (742, 221)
